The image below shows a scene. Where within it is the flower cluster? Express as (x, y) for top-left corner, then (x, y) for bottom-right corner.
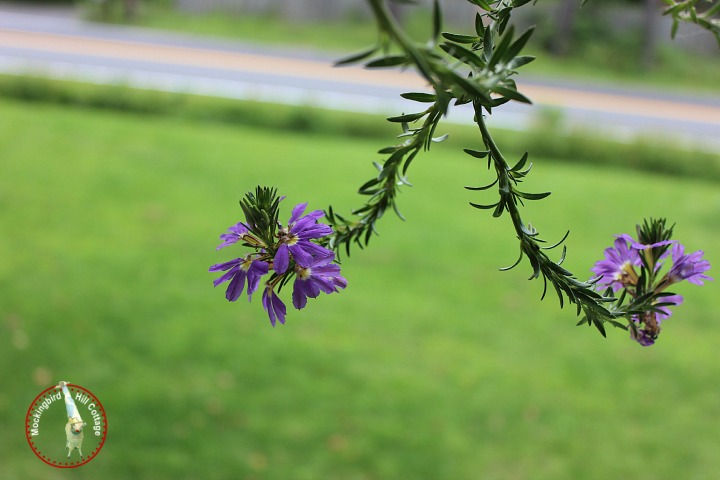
(591, 219), (711, 346)
(209, 187), (346, 326)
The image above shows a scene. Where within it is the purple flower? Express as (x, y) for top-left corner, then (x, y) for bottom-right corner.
(292, 254), (348, 309)
(666, 243), (712, 286)
(616, 233), (676, 251)
(629, 321), (657, 346)
(209, 256), (269, 301)
(216, 222), (248, 250)
(262, 286), (287, 327)
(274, 203), (334, 274)
(629, 294), (683, 347)
(591, 237), (641, 291)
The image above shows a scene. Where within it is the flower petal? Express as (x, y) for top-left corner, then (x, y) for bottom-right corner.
(292, 278), (308, 310)
(274, 244), (290, 274)
(289, 202), (308, 225)
(225, 269), (247, 302)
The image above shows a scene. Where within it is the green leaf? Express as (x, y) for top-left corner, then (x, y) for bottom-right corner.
(508, 55), (535, 69)
(503, 27), (534, 63)
(489, 25), (515, 67)
(475, 12), (485, 37)
(463, 148), (490, 158)
(482, 23), (493, 61)
(593, 317), (607, 337)
(465, 178), (498, 191)
(387, 112), (426, 123)
(511, 152), (529, 171)
(335, 46), (379, 66)
(432, 0), (443, 41)
(492, 86), (532, 104)
(452, 74), (493, 105)
(439, 42), (484, 68)
(441, 32), (480, 44)
(493, 201), (506, 218)
(468, 0), (493, 11)
(378, 146), (398, 154)
(499, 250), (524, 271)
(366, 55), (408, 68)
(469, 201), (499, 210)
(400, 92), (437, 102)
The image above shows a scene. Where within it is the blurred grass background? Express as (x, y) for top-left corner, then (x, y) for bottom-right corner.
(1, 91), (719, 479)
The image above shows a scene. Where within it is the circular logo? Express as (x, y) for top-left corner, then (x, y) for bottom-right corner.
(26, 382), (108, 468)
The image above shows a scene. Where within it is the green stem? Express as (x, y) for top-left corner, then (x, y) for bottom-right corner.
(366, 0), (442, 92)
(474, 101), (526, 239)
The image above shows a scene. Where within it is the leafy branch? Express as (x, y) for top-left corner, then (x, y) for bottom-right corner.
(325, 0), (711, 335)
(470, 106), (619, 334)
(662, 0), (720, 46)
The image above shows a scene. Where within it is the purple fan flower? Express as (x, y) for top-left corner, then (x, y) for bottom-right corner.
(591, 237), (641, 291)
(616, 233), (676, 251)
(629, 294), (683, 347)
(292, 254), (348, 309)
(216, 222), (249, 250)
(262, 286), (287, 327)
(274, 202), (334, 274)
(666, 243), (713, 286)
(209, 255), (269, 301)
(629, 319), (657, 347)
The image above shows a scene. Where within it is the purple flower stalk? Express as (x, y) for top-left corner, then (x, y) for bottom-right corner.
(591, 237), (641, 292)
(292, 254), (348, 309)
(274, 203), (334, 274)
(209, 256), (269, 301)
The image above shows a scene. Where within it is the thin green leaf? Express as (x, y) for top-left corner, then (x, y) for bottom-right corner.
(475, 12), (485, 37)
(432, 0), (442, 41)
(508, 55), (535, 70)
(503, 27), (535, 63)
(465, 178), (499, 191)
(469, 201), (499, 210)
(387, 112), (426, 123)
(463, 148), (490, 158)
(492, 86), (532, 104)
(366, 55), (408, 68)
(441, 32), (480, 44)
(489, 25), (515, 67)
(511, 152), (529, 171)
(335, 46), (379, 66)
(469, 0), (493, 11)
(499, 250), (524, 271)
(439, 42), (484, 68)
(400, 92), (437, 102)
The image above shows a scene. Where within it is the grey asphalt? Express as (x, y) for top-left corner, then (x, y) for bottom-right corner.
(0, 4), (718, 151)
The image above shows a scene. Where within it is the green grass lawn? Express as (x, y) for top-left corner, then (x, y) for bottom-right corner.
(1, 97), (719, 479)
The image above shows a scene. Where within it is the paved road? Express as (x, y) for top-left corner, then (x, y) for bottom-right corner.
(1, 6), (718, 150)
